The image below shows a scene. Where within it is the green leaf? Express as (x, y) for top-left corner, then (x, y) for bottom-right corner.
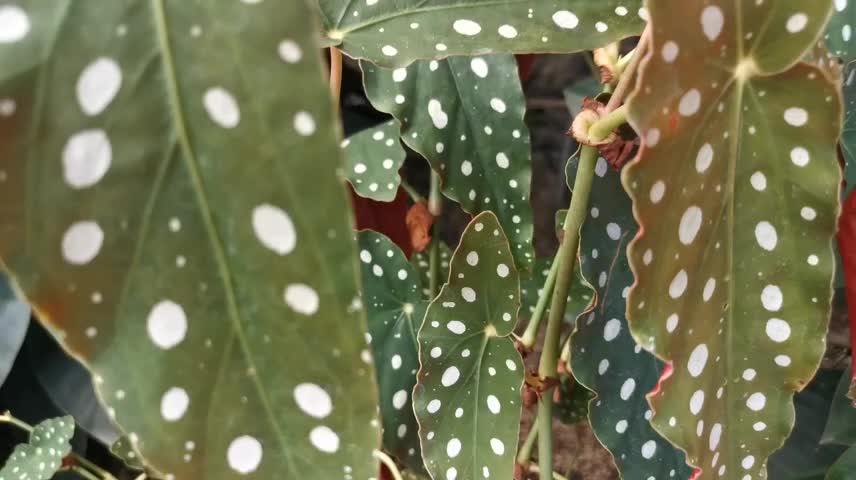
(568, 156), (692, 480)
(624, 1), (841, 477)
(0, 416), (74, 480)
(344, 121), (407, 202)
(411, 244), (452, 299)
(825, 0), (856, 62)
(362, 55), (535, 269)
(318, 0), (645, 67)
(821, 366), (856, 445)
(0, 2), (379, 478)
(827, 445), (856, 480)
(111, 435), (146, 472)
(0, 273), (29, 387)
(413, 212), (523, 480)
(768, 369), (850, 480)
(358, 230), (428, 472)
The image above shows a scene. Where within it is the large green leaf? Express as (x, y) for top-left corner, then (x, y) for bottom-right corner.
(343, 121), (407, 202)
(821, 366), (856, 445)
(413, 212), (523, 480)
(0, 273), (29, 387)
(827, 445), (856, 479)
(362, 54), (534, 269)
(826, 0), (856, 62)
(624, 1), (841, 477)
(768, 369), (850, 480)
(0, 416), (74, 480)
(568, 156), (691, 480)
(0, 2), (379, 478)
(359, 230), (427, 472)
(317, 0), (645, 67)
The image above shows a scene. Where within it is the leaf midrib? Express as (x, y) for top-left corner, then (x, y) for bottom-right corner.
(150, 0), (296, 474)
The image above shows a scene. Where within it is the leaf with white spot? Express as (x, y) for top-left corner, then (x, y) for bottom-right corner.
(0, 2), (379, 478)
(318, 0), (644, 67)
(362, 55), (534, 269)
(413, 212), (523, 480)
(0, 416), (74, 480)
(359, 231), (428, 472)
(568, 156), (692, 480)
(0, 273), (29, 387)
(624, 1), (841, 477)
(344, 121), (407, 202)
(111, 435), (146, 472)
(826, 0), (856, 61)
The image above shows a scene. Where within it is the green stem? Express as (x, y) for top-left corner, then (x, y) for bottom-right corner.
(399, 179), (424, 204)
(529, 464), (570, 480)
(520, 257), (560, 349)
(373, 450), (404, 480)
(74, 454), (119, 480)
(66, 465), (101, 480)
(516, 415), (540, 466)
(607, 25), (650, 112)
(0, 412), (33, 433)
(536, 145), (599, 477)
(428, 171), (443, 297)
(588, 105), (628, 142)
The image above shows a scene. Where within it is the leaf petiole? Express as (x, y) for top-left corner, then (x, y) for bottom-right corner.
(520, 257), (560, 349)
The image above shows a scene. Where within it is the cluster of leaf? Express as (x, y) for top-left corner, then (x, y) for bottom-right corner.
(0, 0), (854, 480)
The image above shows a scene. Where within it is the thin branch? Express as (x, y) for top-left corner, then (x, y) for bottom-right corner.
(373, 450), (404, 480)
(606, 26), (651, 112)
(329, 47), (343, 106)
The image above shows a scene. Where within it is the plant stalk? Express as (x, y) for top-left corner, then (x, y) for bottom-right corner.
(373, 450), (404, 480)
(329, 48), (343, 106)
(536, 145), (599, 477)
(428, 171), (443, 297)
(520, 257), (561, 349)
(606, 26), (650, 112)
(588, 105), (628, 142)
(529, 464), (570, 480)
(516, 414), (540, 466)
(66, 465), (102, 480)
(399, 180), (424, 204)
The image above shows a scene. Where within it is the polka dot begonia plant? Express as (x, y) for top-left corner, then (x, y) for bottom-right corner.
(0, 0), (851, 478)
(362, 55), (536, 269)
(569, 156), (693, 480)
(344, 120), (407, 202)
(358, 230), (430, 473)
(414, 212), (524, 480)
(318, 0), (645, 67)
(624, 0), (842, 478)
(0, 1), (380, 478)
(0, 416), (74, 480)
